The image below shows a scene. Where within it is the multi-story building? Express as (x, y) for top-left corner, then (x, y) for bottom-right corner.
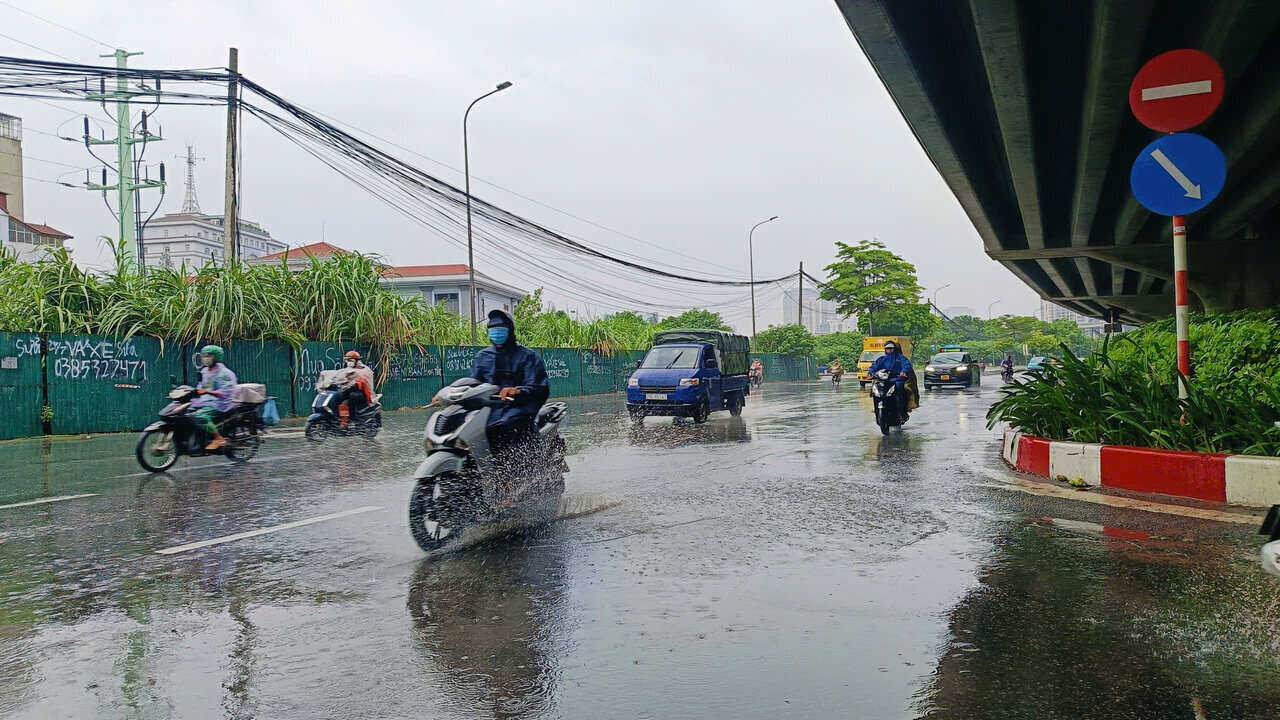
(0, 112), (23, 220)
(248, 242), (527, 320)
(140, 212), (288, 269)
(781, 294), (854, 335)
(1040, 299), (1106, 336)
(0, 114), (73, 263)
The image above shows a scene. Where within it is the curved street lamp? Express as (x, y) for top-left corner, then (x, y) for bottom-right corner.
(748, 215), (779, 338)
(464, 80), (514, 343)
(987, 299), (1002, 320)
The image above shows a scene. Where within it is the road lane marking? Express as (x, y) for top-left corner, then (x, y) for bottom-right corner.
(975, 469), (1263, 526)
(0, 493), (98, 510)
(155, 505), (384, 555)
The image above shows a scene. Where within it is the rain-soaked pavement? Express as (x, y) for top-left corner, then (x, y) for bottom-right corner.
(1, 377), (1277, 719)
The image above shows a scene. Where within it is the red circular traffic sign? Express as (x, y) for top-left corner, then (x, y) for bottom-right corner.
(1129, 49), (1224, 132)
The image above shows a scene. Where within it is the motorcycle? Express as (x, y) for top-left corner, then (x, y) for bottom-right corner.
(1261, 505), (1280, 577)
(135, 380), (268, 472)
(306, 369), (382, 442)
(749, 369), (763, 388)
(870, 368), (908, 435)
(408, 378), (569, 552)
(831, 371), (843, 386)
(1001, 365), (1015, 382)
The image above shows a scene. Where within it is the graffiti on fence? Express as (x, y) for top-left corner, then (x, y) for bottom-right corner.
(582, 352), (609, 375)
(545, 356), (571, 380)
(294, 347), (347, 388)
(49, 338), (147, 381)
(443, 346), (480, 375)
(15, 337), (41, 357)
(387, 352), (442, 379)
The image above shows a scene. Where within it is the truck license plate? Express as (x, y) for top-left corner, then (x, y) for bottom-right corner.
(645, 393), (667, 401)
(940, 375), (950, 381)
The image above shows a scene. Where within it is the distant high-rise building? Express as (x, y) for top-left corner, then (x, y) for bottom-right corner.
(1040, 299), (1106, 337)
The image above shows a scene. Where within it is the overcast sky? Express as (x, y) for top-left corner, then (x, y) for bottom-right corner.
(2, 0), (1040, 330)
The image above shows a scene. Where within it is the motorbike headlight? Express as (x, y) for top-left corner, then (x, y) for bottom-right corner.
(887, 386), (896, 395)
(679, 378), (699, 386)
(871, 385), (881, 397)
(628, 378), (639, 387)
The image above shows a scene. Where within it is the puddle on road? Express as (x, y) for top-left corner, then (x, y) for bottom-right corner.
(429, 492), (621, 555)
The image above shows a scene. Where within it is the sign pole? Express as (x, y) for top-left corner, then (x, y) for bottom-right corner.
(1172, 215), (1190, 398)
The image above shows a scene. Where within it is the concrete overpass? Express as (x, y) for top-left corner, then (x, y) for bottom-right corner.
(836, 0), (1280, 322)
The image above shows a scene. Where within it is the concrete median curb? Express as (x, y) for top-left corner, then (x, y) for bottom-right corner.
(1000, 427), (1280, 507)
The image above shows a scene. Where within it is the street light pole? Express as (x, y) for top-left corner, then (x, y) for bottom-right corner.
(932, 283), (951, 311)
(748, 215), (778, 339)
(464, 80), (513, 344)
(987, 299), (1002, 320)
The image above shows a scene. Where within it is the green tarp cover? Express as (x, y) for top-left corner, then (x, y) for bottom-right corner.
(651, 329), (750, 376)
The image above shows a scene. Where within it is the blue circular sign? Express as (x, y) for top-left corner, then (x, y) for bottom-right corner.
(1130, 133), (1226, 216)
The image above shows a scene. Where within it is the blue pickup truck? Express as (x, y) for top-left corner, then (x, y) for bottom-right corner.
(625, 329), (751, 423)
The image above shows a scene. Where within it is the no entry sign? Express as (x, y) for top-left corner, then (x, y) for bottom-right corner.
(1129, 49), (1224, 132)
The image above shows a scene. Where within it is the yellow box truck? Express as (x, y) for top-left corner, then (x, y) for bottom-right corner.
(857, 336), (912, 388)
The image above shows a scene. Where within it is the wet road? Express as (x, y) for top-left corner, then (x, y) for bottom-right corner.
(1, 377), (1277, 719)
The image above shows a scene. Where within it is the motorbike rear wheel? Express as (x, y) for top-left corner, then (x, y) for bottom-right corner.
(225, 424), (261, 463)
(136, 429), (179, 472)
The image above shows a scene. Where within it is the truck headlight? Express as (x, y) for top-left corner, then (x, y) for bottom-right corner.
(679, 378), (699, 386)
(628, 378), (639, 387)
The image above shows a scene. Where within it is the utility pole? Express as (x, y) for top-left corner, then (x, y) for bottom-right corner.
(223, 48), (240, 265)
(797, 262), (803, 327)
(84, 49), (163, 271)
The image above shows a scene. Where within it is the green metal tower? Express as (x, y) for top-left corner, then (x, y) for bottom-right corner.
(85, 49), (164, 271)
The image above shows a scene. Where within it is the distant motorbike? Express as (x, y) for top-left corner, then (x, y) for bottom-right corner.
(408, 378), (568, 552)
(870, 368), (908, 435)
(831, 371), (843, 386)
(135, 381), (267, 472)
(1001, 365), (1015, 382)
(749, 369), (763, 388)
(306, 369), (382, 442)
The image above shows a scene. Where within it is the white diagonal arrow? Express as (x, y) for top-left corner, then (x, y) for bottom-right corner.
(1150, 148), (1202, 199)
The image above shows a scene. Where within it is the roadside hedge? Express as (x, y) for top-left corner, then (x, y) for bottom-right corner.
(987, 310), (1280, 456)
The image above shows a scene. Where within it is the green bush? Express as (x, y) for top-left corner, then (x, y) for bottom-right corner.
(987, 314), (1280, 456)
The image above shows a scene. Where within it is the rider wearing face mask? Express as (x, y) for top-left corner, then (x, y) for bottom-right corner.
(191, 344), (238, 450)
(470, 309), (550, 467)
(341, 350), (375, 409)
(869, 340), (917, 416)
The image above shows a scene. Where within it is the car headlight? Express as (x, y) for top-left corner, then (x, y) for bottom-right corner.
(925, 366), (936, 372)
(679, 378), (699, 386)
(956, 366), (969, 372)
(628, 378), (639, 387)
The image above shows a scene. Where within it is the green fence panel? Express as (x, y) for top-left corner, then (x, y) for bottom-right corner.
(293, 342), (376, 417)
(47, 334), (185, 434)
(615, 350), (644, 392)
(750, 353), (788, 382)
(441, 345), (484, 386)
(380, 346), (443, 411)
(186, 340), (294, 412)
(539, 349), (581, 398)
(0, 333), (44, 439)
(579, 350), (614, 395)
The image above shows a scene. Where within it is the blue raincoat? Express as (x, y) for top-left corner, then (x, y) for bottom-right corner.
(470, 313), (549, 427)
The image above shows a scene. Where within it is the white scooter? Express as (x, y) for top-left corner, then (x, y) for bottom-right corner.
(408, 378), (568, 551)
(1261, 505), (1280, 577)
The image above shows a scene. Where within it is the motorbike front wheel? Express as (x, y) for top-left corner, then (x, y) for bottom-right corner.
(305, 419), (328, 443)
(409, 475), (466, 552)
(136, 429), (179, 472)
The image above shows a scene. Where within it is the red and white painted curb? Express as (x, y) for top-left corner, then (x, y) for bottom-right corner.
(1001, 427), (1280, 506)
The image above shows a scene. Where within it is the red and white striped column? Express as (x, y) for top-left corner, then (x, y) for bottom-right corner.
(1172, 215), (1190, 398)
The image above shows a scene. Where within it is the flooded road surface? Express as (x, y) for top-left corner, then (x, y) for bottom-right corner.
(1, 379), (1276, 719)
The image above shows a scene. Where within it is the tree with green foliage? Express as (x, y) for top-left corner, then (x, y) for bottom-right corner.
(814, 331), (864, 368)
(753, 324), (816, 356)
(856, 302), (939, 338)
(655, 308), (732, 331)
(820, 240), (923, 330)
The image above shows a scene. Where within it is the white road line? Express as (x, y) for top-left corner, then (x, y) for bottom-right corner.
(0, 493), (98, 510)
(1141, 79), (1212, 101)
(155, 505), (384, 555)
(975, 469), (1262, 525)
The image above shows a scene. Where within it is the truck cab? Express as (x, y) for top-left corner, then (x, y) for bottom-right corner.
(626, 341), (748, 423)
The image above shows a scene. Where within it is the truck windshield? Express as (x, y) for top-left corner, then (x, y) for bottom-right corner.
(641, 346), (700, 369)
(859, 351), (880, 363)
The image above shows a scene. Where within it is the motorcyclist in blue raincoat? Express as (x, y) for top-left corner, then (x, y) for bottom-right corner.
(869, 340), (915, 416)
(469, 309), (550, 459)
